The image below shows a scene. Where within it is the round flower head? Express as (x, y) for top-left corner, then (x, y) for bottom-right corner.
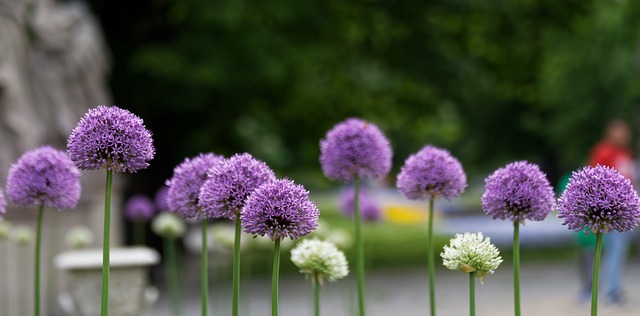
(198, 153), (276, 220)
(441, 232), (503, 281)
(558, 165), (640, 234)
(12, 225), (33, 246)
(152, 212), (187, 238)
(154, 186), (169, 211)
(325, 228), (353, 250)
(241, 179), (320, 241)
(67, 105), (155, 173)
(6, 146), (81, 209)
(124, 194), (156, 221)
(0, 222), (11, 240)
(320, 118), (392, 182)
(482, 161), (555, 223)
(397, 145), (467, 201)
(339, 187), (382, 221)
(291, 239), (349, 284)
(165, 153), (223, 219)
(65, 226), (94, 249)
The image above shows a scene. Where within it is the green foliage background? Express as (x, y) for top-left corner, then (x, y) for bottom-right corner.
(88, 0), (640, 189)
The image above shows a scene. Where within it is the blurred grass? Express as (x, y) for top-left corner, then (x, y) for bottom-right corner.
(241, 196), (450, 276)
(235, 192), (575, 277)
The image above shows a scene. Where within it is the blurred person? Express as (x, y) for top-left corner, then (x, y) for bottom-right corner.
(589, 118), (636, 304)
(557, 172), (596, 303)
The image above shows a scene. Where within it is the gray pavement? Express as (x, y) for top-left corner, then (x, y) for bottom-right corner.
(150, 258), (640, 316)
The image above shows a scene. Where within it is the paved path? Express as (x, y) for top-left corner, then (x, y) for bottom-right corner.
(150, 258), (640, 316)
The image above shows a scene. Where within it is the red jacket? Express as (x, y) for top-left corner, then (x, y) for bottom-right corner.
(589, 140), (635, 180)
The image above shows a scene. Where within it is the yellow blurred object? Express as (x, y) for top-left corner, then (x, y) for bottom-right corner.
(385, 205), (438, 224)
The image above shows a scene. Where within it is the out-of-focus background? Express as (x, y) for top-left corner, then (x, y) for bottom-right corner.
(3, 0), (640, 315)
(92, 0), (640, 189)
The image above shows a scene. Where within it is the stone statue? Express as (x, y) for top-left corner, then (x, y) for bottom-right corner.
(1, 0), (111, 174)
(0, 1), (117, 314)
(0, 0), (45, 175)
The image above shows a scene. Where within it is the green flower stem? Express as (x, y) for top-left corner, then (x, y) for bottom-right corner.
(232, 215), (242, 316)
(427, 198), (436, 316)
(272, 238), (281, 316)
(313, 272), (320, 316)
(353, 176), (366, 316)
(101, 169), (113, 316)
(591, 233), (603, 316)
(46, 214), (61, 313)
(201, 219), (208, 316)
(469, 272), (476, 316)
(513, 221), (520, 316)
(21, 245), (28, 315)
(1, 241), (7, 316)
(164, 237), (181, 316)
(34, 205), (44, 316)
(133, 220), (146, 246)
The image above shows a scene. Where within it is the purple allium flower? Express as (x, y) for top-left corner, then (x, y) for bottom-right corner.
(396, 145), (467, 201)
(124, 194), (156, 221)
(339, 187), (382, 221)
(320, 118), (392, 182)
(6, 146), (81, 209)
(198, 153), (276, 221)
(165, 153), (223, 219)
(241, 179), (319, 240)
(482, 161), (555, 223)
(557, 165), (640, 234)
(67, 105), (155, 173)
(154, 186), (169, 211)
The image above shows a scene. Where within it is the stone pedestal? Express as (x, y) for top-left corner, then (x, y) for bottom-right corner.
(55, 247), (159, 316)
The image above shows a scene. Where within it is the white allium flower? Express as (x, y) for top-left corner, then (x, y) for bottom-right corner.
(65, 226), (94, 249)
(291, 239), (349, 284)
(152, 212), (186, 238)
(325, 228), (353, 250)
(441, 232), (502, 281)
(208, 224), (251, 253)
(12, 225), (33, 246)
(208, 224), (235, 251)
(0, 221), (12, 240)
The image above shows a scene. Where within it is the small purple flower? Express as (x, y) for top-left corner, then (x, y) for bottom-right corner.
(558, 165), (640, 234)
(124, 194), (156, 221)
(67, 105), (155, 173)
(397, 145), (467, 201)
(482, 161), (555, 223)
(166, 153), (223, 218)
(241, 179), (319, 240)
(320, 118), (392, 183)
(198, 153), (276, 221)
(339, 187), (382, 221)
(154, 186), (169, 211)
(6, 146), (81, 209)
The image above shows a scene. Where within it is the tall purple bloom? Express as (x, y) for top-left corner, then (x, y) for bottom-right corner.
(482, 161), (555, 222)
(6, 146), (81, 209)
(124, 194), (156, 221)
(166, 153), (223, 218)
(339, 187), (382, 221)
(320, 118), (392, 182)
(199, 153), (276, 220)
(67, 105), (155, 173)
(558, 165), (640, 234)
(154, 186), (169, 211)
(241, 179), (319, 240)
(397, 145), (467, 201)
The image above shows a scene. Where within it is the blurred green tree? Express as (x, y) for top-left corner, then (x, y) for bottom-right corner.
(87, 0), (640, 189)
